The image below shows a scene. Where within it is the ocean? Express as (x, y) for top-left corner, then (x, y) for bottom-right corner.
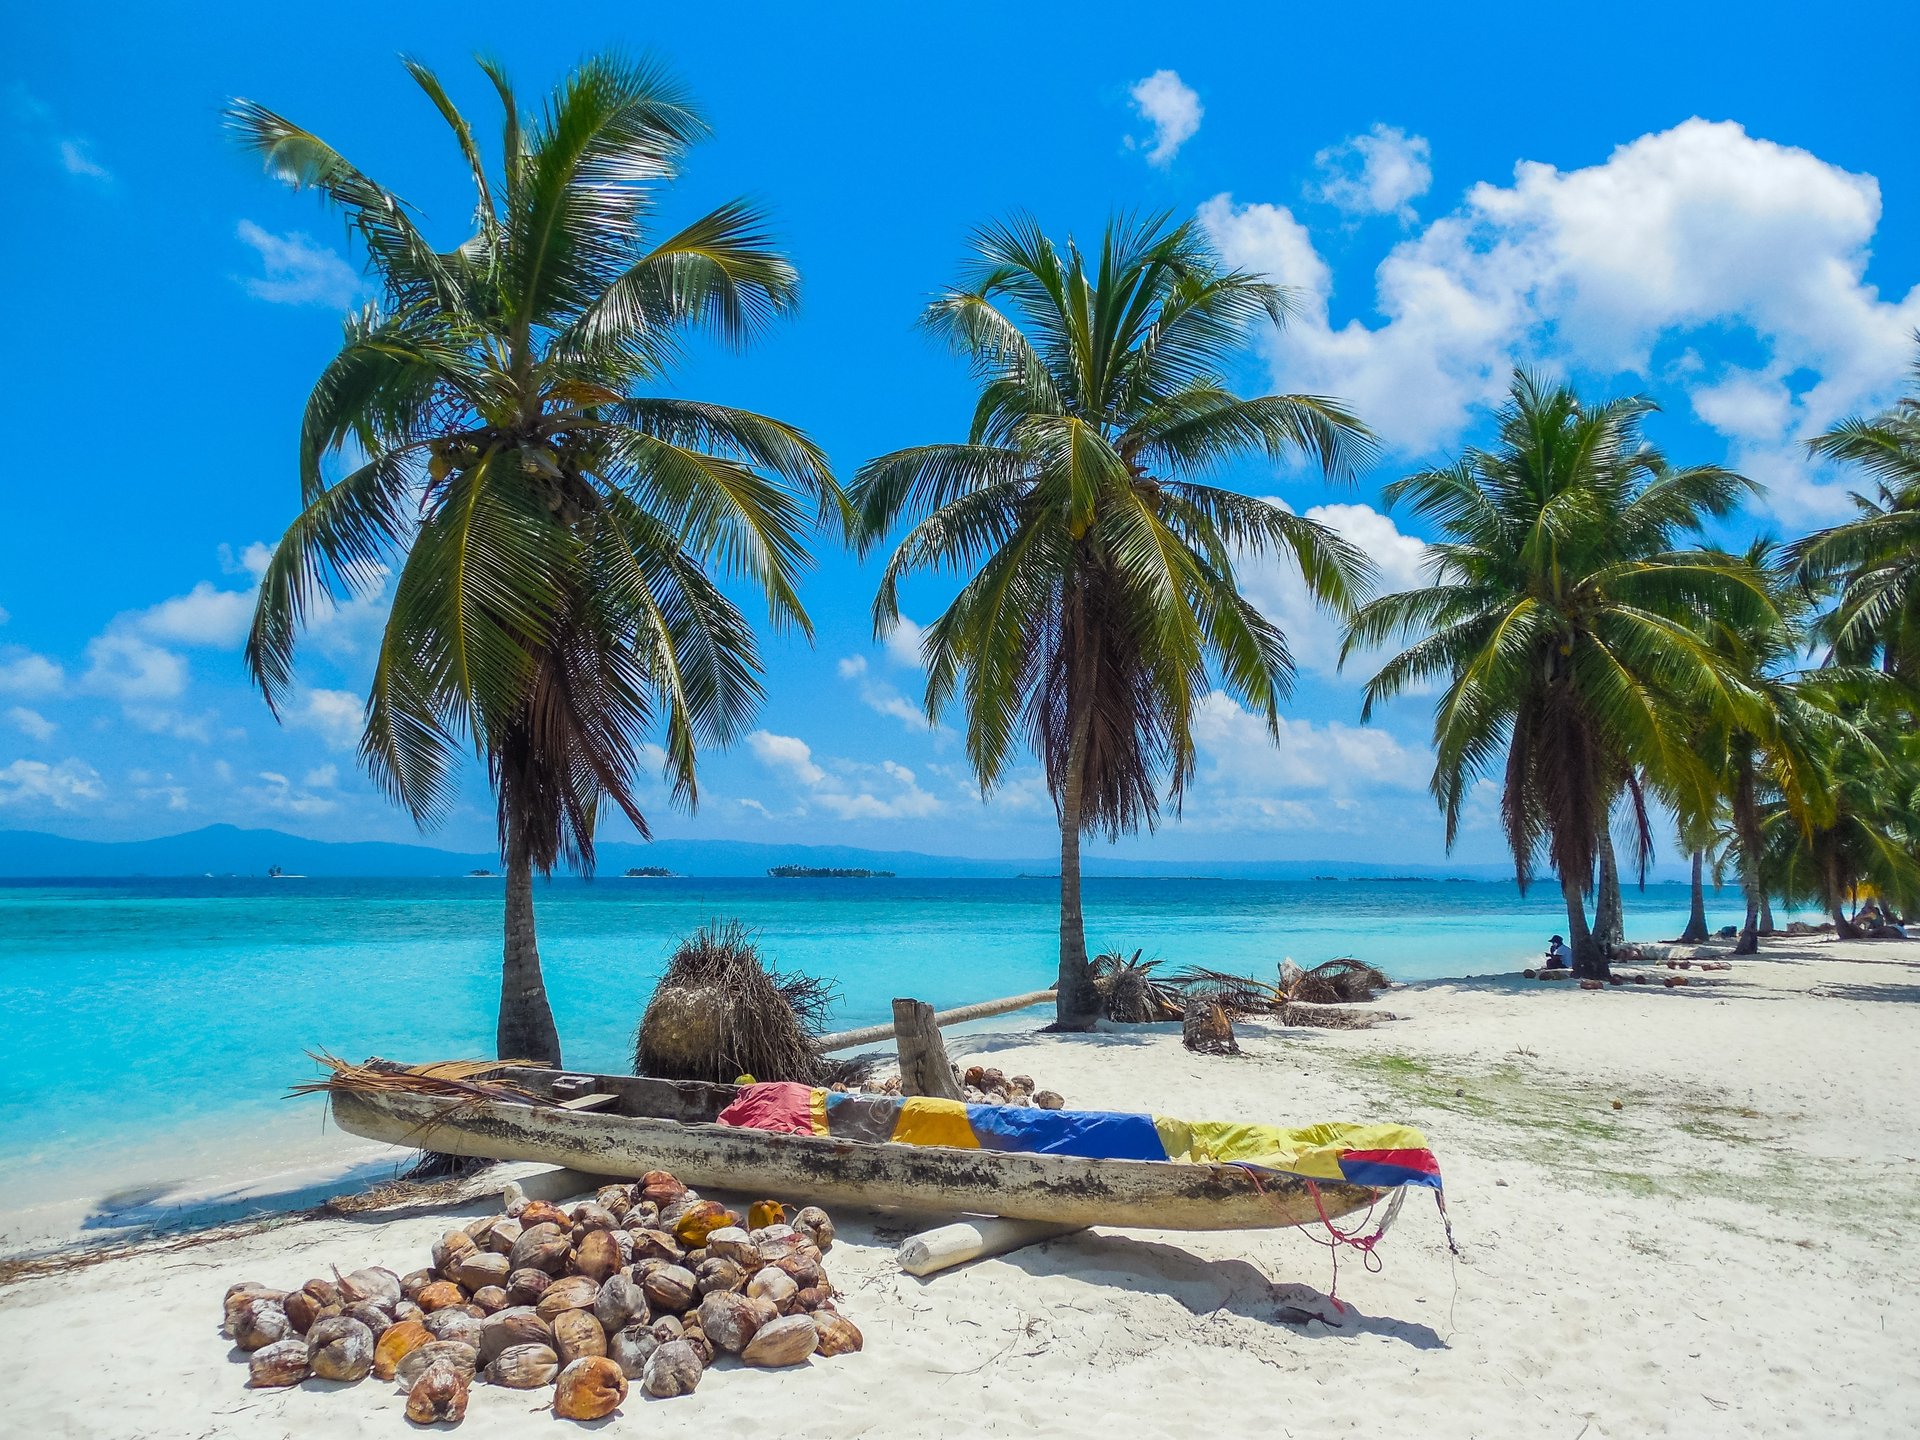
(0, 873), (1724, 1245)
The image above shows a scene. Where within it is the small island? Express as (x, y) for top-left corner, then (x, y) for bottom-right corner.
(767, 865), (896, 878)
(466, 868), (496, 878)
(622, 866), (677, 878)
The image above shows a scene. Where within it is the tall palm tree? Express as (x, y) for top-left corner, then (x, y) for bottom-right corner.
(1346, 372), (1772, 978)
(852, 214), (1372, 1028)
(231, 56), (838, 1065)
(1789, 337), (1920, 679)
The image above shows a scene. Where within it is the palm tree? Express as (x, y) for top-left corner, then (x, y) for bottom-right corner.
(851, 214), (1373, 1028)
(1346, 372), (1772, 978)
(231, 56), (839, 1064)
(1789, 336), (1920, 679)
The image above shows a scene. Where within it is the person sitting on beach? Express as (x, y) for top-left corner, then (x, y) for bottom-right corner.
(1544, 935), (1572, 970)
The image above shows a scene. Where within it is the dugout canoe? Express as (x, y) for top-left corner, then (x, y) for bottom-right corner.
(325, 1064), (1382, 1231)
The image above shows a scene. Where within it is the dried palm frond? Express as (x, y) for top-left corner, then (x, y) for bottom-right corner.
(1274, 1002), (1382, 1031)
(1283, 957), (1391, 1006)
(635, 921), (837, 1085)
(288, 1051), (553, 1107)
(1181, 987), (1240, 1055)
(1091, 948), (1185, 1022)
(1167, 966), (1285, 1015)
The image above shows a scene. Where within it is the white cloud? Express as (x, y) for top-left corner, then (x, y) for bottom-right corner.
(83, 633), (188, 702)
(836, 655), (931, 730)
(302, 763), (339, 789)
(1183, 692), (1429, 831)
(836, 655), (867, 680)
(245, 769), (337, 816)
(124, 706), (218, 744)
(0, 649), (65, 699)
(883, 616), (928, 670)
(747, 730), (827, 786)
(133, 581), (254, 647)
(746, 730), (942, 820)
(1312, 124), (1432, 220)
(59, 139), (111, 181)
(1201, 119), (1920, 517)
(0, 605), (11, 625)
(5, 707), (55, 741)
(0, 757), (105, 810)
(134, 773), (190, 811)
(1127, 70), (1202, 167)
(291, 688), (365, 751)
(1233, 501), (1431, 676)
(235, 220), (359, 308)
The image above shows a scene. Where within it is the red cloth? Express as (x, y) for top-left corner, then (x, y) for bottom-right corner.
(716, 1081), (817, 1136)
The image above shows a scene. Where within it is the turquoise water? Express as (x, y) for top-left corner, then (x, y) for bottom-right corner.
(0, 873), (1727, 1195)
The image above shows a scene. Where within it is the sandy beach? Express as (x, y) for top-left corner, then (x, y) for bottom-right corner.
(4, 932), (1915, 1438)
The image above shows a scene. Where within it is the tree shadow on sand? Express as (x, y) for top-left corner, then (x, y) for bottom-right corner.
(970, 1229), (1446, 1349)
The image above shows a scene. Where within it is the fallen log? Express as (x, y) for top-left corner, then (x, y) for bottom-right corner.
(813, 987), (1058, 1054)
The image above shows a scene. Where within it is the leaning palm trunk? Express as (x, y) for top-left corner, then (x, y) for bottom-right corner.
(1559, 870), (1604, 978)
(1593, 827), (1625, 953)
(1680, 848), (1710, 943)
(500, 828), (563, 1066)
(1759, 892), (1775, 934)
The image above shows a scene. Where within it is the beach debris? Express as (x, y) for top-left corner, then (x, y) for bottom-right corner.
(642, 1337), (705, 1396)
(248, 1337), (311, 1388)
(217, 1170), (855, 1419)
(1092, 949), (1185, 1022)
(554, 1355), (628, 1420)
(405, 1361), (470, 1423)
(1182, 989), (1240, 1056)
(634, 921), (837, 1085)
(308, 1315), (377, 1381)
(1034, 1089), (1065, 1109)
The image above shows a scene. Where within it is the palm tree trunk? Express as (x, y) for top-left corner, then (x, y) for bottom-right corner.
(499, 826), (563, 1065)
(1559, 870), (1604, 979)
(1053, 680), (1102, 1029)
(1680, 849), (1710, 943)
(1593, 827), (1625, 953)
(1824, 852), (1863, 939)
(1759, 892), (1775, 934)
(1732, 754), (1762, 956)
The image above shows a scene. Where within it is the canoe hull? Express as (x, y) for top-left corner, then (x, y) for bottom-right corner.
(330, 1087), (1379, 1231)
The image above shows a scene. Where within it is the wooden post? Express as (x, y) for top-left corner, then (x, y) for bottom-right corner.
(892, 997), (964, 1100)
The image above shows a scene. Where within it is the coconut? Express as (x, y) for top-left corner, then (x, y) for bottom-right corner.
(632, 922), (832, 1084)
(405, 1360), (470, 1424)
(553, 1356), (628, 1420)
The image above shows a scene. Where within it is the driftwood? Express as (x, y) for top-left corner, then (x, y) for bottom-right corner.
(892, 998), (964, 1100)
(813, 988), (1058, 1054)
(896, 1218), (1085, 1276)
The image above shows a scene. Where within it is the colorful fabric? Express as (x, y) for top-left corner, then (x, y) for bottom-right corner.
(716, 1082), (1441, 1191)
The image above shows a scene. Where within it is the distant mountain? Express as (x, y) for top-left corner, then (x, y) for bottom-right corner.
(0, 823), (1526, 881)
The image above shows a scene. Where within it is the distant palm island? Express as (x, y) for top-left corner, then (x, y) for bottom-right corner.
(766, 866), (897, 879)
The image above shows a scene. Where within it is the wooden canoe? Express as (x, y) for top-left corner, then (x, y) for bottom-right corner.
(327, 1065), (1381, 1232)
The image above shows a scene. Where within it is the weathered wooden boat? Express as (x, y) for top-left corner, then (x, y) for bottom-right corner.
(326, 1063), (1384, 1231)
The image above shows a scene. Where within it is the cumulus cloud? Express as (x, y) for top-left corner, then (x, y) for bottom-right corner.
(235, 221), (359, 308)
(290, 688), (366, 751)
(82, 633), (188, 702)
(883, 615), (929, 670)
(746, 730), (942, 820)
(0, 649), (65, 699)
(0, 757), (105, 810)
(133, 580), (255, 647)
(836, 654), (931, 730)
(1127, 70), (1202, 167)
(1232, 500), (1432, 676)
(1183, 692), (1429, 831)
(1312, 124), (1432, 220)
(1201, 119), (1920, 517)
(5, 707), (55, 741)
(123, 707), (220, 744)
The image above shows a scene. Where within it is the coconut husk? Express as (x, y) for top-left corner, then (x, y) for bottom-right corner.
(633, 922), (836, 1085)
(1181, 988), (1240, 1056)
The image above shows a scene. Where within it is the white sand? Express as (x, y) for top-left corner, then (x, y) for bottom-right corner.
(3, 935), (1916, 1437)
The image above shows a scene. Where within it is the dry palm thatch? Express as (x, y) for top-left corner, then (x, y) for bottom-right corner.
(289, 1052), (553, 1106)
(634, 921), (836, 1085)
(1168, 966), (1285, 1015)
(1282, 957), (1391, 1005)
(1274, 1002), (1382, 1031)
(1181, 987), (1240, 1055)
(1091, 949), (1185, 1022)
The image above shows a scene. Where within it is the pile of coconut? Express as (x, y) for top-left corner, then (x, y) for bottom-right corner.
(839, 1064), (1065, 1108)
(222, 1170), (858, 1423)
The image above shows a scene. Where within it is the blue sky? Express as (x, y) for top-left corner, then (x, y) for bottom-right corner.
(2, 1), (1917, 868)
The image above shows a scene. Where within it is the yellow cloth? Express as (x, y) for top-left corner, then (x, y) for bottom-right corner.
(1153, 1117), (1430, 1178)
(891, 1096), (981, 1149)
